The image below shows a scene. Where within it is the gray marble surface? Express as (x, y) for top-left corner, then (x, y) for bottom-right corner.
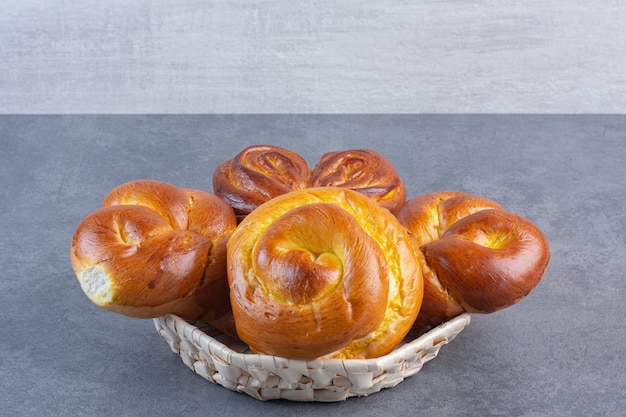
(1, 115), (624, 416)
(2, 1), (626, 113)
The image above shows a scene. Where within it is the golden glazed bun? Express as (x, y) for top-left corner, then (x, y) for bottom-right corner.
(396, 191), (550, 329)
(311, 149), (406, 213)
(212, 145), (312, 221)
(213, 145), (406, 221)
(227, 187), (423, 360)
(70, 179), (238, 334)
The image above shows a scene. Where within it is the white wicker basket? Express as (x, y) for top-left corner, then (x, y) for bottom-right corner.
(154, 313), (470, 402)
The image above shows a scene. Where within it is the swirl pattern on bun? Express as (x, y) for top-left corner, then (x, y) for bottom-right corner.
(213, 146), (406, 221)
(311, 149), (406, 213)
(396, 191), (550, 329)
(212, 145), (312, 220)
(70, 179), (238, 334)
(227, 187), (423, 359)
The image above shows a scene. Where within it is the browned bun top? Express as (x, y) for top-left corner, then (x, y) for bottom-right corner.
(213, 146), (407, 221)
(212, 145), (312, 220)
(311, 149), (406, 213)
(227, 187), (423, 359)
(396, 191), (550, 329)
(396, 191), (504, 246)
(422, 208), (550, 313)
(70, 179), (237, 330)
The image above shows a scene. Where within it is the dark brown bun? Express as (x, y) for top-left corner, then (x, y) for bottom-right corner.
(212, 145), (312, 221)
(213, 146), (406, 220)
(311, 149), (406, 213)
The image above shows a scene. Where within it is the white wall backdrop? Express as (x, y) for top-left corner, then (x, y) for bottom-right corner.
(1, 0), (624, 114)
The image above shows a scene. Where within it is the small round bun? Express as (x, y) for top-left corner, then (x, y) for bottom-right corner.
(227, 187), (423, 359)
(311, 149), (406, 213)
(396, 191), (550, 329)
(213, 146), (407, 221)
(70, 179), (237, 333)
(212, 145), (312, 220)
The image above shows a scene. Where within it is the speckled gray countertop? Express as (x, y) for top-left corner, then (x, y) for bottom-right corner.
(1, 115), (624, 416)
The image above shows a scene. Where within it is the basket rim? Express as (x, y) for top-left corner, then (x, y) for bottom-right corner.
(154, 313), (472, 401)
(156, 312), (471, 366)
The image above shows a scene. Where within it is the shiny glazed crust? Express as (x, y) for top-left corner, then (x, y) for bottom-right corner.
(70, 179), (238, 333)
(213, 146), (406, 220)
(212, 145), (312, 220)
(311, 149), (406, 213)
(227, 187), (423, 359)
(396, 191), (550, 329)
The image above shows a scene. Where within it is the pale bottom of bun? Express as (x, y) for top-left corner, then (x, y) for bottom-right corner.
(77, 265), (182, 318)
(80, 266), (114, 305)
(77, 264), (238, 337)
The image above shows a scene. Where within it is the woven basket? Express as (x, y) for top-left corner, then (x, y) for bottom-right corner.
(154, 313), (470, 402)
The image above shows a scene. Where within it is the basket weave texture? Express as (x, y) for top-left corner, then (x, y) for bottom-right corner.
(154, 313), (471, 402)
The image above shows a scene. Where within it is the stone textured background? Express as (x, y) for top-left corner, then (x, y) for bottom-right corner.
(1, 1), (625, 113)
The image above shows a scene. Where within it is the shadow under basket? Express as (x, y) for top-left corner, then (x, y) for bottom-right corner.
(153, 313), (471, 402)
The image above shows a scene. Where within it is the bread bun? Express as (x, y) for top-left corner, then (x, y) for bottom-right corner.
(311, 149), (406, 213)
(214, 146), (407, 221)
(227, 187), (423, 359)
(70, 179), (238, 334)
(212, 145), (312, 221)
(396, 191), (550, 329)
